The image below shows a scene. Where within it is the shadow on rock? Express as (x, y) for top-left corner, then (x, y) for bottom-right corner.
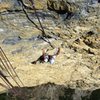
(0, 82), (100, 100)
(90, 89), (100, 100)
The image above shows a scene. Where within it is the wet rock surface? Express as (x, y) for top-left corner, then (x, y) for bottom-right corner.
(0, 0), (100, 100)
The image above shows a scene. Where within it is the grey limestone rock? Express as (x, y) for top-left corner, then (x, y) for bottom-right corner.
(2, 36), (22, 45)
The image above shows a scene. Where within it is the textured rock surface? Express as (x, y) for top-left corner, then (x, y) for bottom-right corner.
(0, 0), (47, 12)
(47, 0), (78, 13)
(0, 83), (100, 100)
(0, 0), (100, 99)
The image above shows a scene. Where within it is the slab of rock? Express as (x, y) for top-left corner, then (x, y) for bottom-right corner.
(47, 0), (78, 17)
(2, 36), (22, 45)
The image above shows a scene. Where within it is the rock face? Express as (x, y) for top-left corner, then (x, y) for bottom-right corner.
(47, 0), (78, 14)
(0, 0), (21, 12)
(0, 0), (47, 12)
(0, 83), (100, 100)
(0, 0), (100, 100)
(2, 36), (22, 45)
(0, 2), (12, 12)
(47, 0), (79, 19)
